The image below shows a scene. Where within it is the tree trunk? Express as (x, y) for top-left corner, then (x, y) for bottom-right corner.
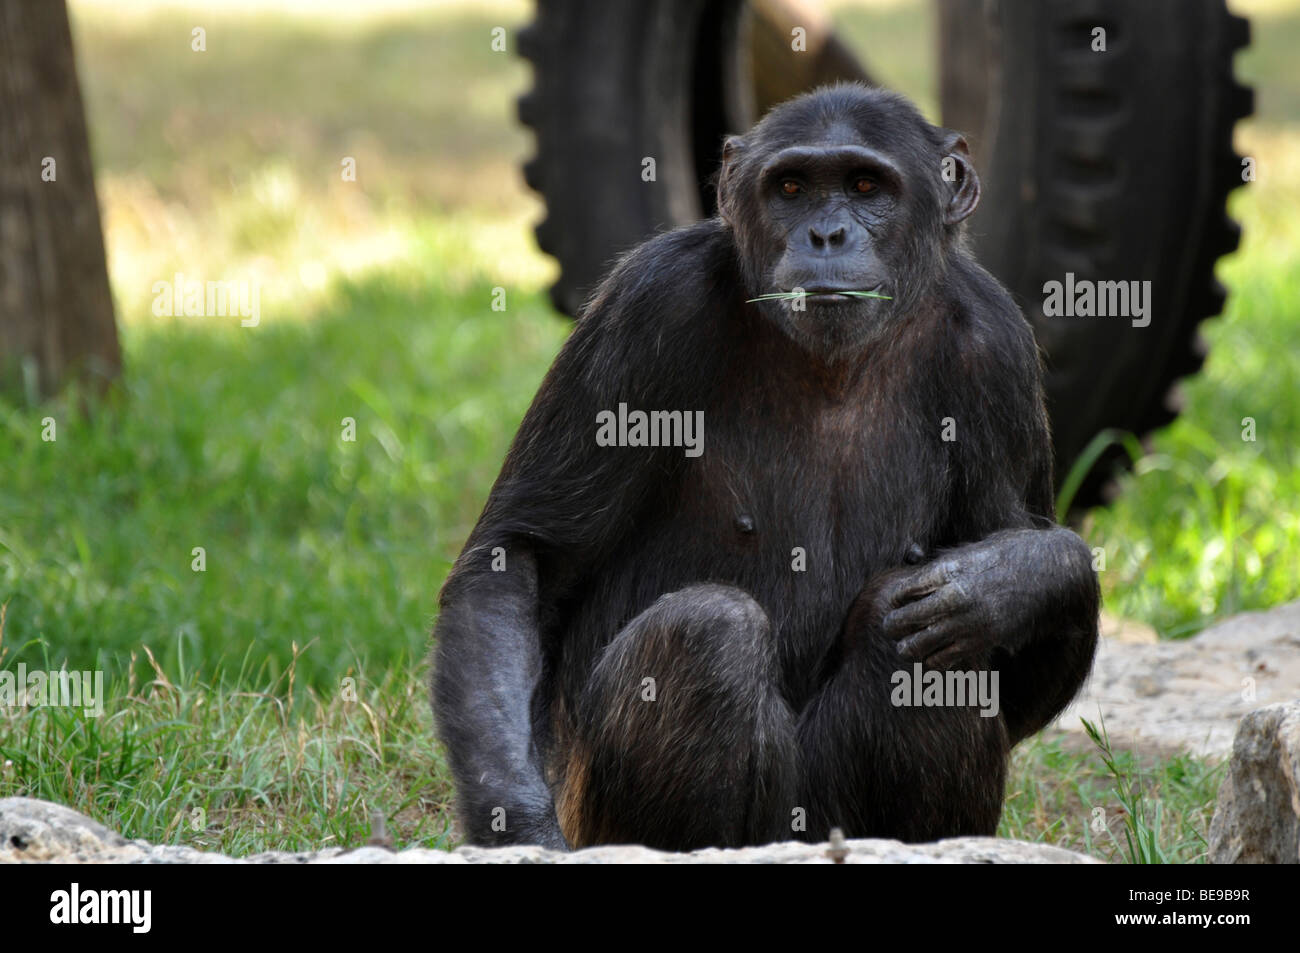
(0, 0), (120, 399)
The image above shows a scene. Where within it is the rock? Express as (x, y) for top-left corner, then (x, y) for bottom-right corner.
(0, 797), (1098, 864)
(1052, 599), (1300, 758)
(0, 797), (135, 863)
(1208, 701), (1300, 864)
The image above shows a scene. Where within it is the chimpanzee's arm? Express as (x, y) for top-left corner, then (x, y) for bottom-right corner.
(877, 526), (1099, 744)
(431, 223), (732, 846)
(433, 548), (565, 846)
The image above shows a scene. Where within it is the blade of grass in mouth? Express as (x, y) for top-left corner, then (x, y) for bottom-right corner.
(745, 290), (893, 302)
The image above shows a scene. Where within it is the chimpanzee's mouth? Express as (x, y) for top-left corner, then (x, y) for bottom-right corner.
(800, 284), (889, 304)
(746, 286), (891, 306)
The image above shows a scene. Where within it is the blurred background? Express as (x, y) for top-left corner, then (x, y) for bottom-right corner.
(0, 0), (1296, 856)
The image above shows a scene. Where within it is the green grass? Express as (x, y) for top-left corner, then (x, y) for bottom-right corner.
(1079, 236), (1300, 635)
(1, 254), (567, 689)
(1, 655), (456, 853)
(0, 243), (566, 850)
(1, 0), (1297, 857)
(999, 732), (1224, 864)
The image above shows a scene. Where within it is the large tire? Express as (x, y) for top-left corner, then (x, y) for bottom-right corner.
(938, 0), (1252, 507)
(518, 0), (1251, 508)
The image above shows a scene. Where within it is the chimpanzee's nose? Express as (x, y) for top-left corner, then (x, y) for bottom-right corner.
(808, 224), (847, 250)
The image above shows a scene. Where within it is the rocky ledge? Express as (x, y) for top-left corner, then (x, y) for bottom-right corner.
(0, 798), (1096, 864)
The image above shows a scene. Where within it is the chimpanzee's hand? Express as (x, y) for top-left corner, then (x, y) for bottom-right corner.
(877, 528), (1086, 669)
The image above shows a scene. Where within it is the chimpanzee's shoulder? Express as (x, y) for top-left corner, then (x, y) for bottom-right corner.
(576, 218), (736, 329)
(556, 219), (736, 400)
(949, 253), (1041, 372)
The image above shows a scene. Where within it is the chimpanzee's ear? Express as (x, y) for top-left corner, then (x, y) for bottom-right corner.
(939, 131), (980, 225)
(716, 136), (745, 225)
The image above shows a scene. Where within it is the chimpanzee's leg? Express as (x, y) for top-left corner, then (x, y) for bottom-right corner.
(795, 583), (1010, 843)
(557, 584), (798, 850)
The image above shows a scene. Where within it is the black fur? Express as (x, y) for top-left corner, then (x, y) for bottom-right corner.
(431, 84), (1099, 851)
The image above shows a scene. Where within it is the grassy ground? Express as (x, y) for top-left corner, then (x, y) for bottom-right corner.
(0, 0), (1295, 859)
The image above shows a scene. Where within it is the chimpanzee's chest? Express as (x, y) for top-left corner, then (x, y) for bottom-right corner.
(646, 397), (950, 700)
(675, 404), (942, 586)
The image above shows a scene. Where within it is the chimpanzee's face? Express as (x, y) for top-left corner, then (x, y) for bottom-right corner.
(718, 89), (980, 357)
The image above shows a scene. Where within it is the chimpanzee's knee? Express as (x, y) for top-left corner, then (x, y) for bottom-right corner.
(558, 584), (797, 850)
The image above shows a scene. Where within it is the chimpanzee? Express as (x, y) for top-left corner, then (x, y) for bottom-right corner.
(432, 83), (1099, 851)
